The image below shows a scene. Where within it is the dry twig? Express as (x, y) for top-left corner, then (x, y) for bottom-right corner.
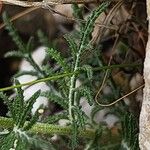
(1, 0), (102, 7)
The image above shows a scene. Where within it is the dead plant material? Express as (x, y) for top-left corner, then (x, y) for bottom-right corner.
(1, 0), (108, 7)
(0, 7), (39, 30)
(91, 0), (124, 45)
(95, 84), (144, 107)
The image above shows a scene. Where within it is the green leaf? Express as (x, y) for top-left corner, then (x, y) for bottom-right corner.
(23, 110), (39, 131)
(26, 53), (44, 77)
(0, 131), (28, 150)
(64, 34), (78, 60)
(81, 65), (93, 80)
(5, 51), (25, 58)
(85, 127), (102, 150)
(72, 106), (86, 129)
(71, 119), (78, 149)
(47, 48), (70, 72)
(29, 136), (57, 150)
(2, 12), (26, 52)
(42, 64), (54, 76)
(120, 113), (139, 150)
(41, 91), (68, 109)
(72, 4), (85, 30)
(72, 4), (83, 20)
(79, 2), (110, 54)
(0, 132), (17, 150)
(13, 71), (38, 78)
(13, 80), (24, 124)
(18, 90), (41, 128)
(26, 37), (34, 52)
(43, 112), (68, 124)
(0, 92), (14, 118)
(75, 86), (94, 106)
(37, 30), (50, 47)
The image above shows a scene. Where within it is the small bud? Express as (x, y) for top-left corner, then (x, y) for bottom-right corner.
(38, 109), (44, 114)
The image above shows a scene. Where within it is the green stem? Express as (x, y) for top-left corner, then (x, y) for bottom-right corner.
(0, 63), (141, 92)
(68, 53), (81, 122)
(0, 117), (95, 139)
(27, 54), (44, 77)
(0, 72), (76, 92)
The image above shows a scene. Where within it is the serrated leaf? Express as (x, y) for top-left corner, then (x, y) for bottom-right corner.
(41, 91), (68, 109)
(47, 48), (70, 72)
(25, 54), (44, 77)
(72, 3), (84, 34)
(2, 12), (26, 52)
(0, 92), (14, 118)
(85, 127), (102, 150)
(82, 65), (93, 80)
(79, 2), (110, 54)
(71, 119), (78, 149)
(42, 64), (54, 76)
(64, 34), (78, 60)
(120, 113), (139, 150)
(0, 132), (16, 150)
(37, 30), (50, 47)
(5, 51), (25, 58)
(23, 110), (39, 131)
(26, 37), (34, 52)
(13, 80), (24, 124)
(75, 86), (94, 106)
(72, 106), (86, 129)
(13, 71), (38, 78)
(18, 90), (41, 128)
(43, 112), (68, 124)
(29, 136), (57, 150)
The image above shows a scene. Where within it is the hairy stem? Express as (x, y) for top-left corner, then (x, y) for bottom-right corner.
(0, 117), (95, 138)
(0, 117), (120, 142)
(68, 52), (81, 122)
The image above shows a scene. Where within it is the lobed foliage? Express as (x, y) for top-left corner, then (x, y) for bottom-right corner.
(0, 1), (140, 150)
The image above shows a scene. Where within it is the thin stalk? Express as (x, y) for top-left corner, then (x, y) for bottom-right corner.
(68, 53), (81, 122)
(0, 72), (76, 92)
(27, 54), (58, 93)
(0, 117), (120, 144)
(0, 117), (120, 141)
(0, 117), (95, 139)
(0, 63), (141, 92)
(26, 55), (45, 77)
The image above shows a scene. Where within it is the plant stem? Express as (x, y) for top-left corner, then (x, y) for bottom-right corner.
(0, 117), (120, 142)
(68, 52), (81, 122)
(0, 63), (141, 92)
(0, 117), (95, 139)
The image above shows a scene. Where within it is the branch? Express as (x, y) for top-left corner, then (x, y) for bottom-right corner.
(1, 0), (102, 8)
